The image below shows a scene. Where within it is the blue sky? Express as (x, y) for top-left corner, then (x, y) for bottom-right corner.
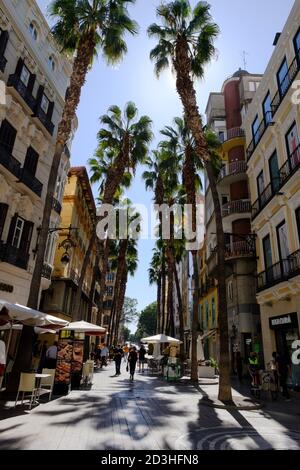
(37, 0), (294, 321)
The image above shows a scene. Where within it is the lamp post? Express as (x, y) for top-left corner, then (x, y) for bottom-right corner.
(34, 224), (78, 266)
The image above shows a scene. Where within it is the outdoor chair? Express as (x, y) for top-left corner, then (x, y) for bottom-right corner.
(39, 368), (55, 400)
(15, 372), (38, 410)
(147, 358), (159, 375)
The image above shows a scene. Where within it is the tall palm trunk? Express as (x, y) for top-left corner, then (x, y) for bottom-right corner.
(7, 34), (96, 393)
(161, 249), (166, 334)
(173, 262), (184, 358)
(113, 269), (127, 343)
(72, 230), (96, 321)
(174, 37), (232, 400)
(156, 271), (162, 334)
(109, 240), (128, 344)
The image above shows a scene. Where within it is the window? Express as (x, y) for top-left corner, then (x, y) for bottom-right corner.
(252, 115), (260, 145)
(276, 220), (290, 275)
(263, 92), (272, 124)
(0, 203), (8, 239)
(295, 207), (300, 244)
(256, 170), (265, 205)
(228, 280), (233, 301)
(293, 27), (300, 61)
(211, 298), (216, 326)
(20, 64), (30, 87)
(0, 119), (17, 152)
(249, 81), (260, 92)
(269, 150), (280, 193)
(205, 301), (209, 327)
(24, 146), (39, 175)
(285, 121), (300, 170)
(12, 217), (24, 249)
(0, 28), (9, 59)
(277, 58), (289, 97)
(40, 94), (49, 114)
(106, 273), (115, 282)
(263, 234), (273, 272)
(29, 22), (38, 41)
(48, 56), (55, 71)
(106, 286), (113, 296)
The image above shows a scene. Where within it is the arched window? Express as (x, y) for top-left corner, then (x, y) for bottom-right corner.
(29, 22), (38, 41)
(48, 55), (55, 71)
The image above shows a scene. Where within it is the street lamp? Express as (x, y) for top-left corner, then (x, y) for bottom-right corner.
(34, 224), (78, 266)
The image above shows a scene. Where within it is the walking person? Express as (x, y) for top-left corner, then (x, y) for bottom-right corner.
(45, 341), (58, 369)
(123, 344), (129, 362)
(128, 347), (138, 381)
(269, 351), (279, 400)
(113, 345), (123, 376)
(276, 353), (291, 401)
(100, 343), (109, 368)
(138, 344), (146, 373)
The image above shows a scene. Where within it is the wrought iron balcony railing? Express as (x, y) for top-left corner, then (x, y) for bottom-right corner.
(257, 248), (300, 292)
(271, 53), (299, 116)
(219, 127), (245, 144)
(7, 74), (36, 111)
(252, 143), (300, 220)
(246, 112), (274, 161)
(0, 242), (29, 270)
(0, 143), (21, 178)
(41, 262), (53, 280)
(51, 197), (62, 215)
(222, 199), (251, 218)
(34, 105), (54, 136)
(19, 168), (43, 197)
(218, 160), (247, 182)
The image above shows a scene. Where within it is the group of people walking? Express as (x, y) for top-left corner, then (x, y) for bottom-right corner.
(113, 344), (146, 381)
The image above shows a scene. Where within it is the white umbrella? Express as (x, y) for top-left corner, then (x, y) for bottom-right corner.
(0, 299), (69, 327)
(0, 324), (55, 334)
(60, 320), (106, 333)
(141, 333), (182, 344)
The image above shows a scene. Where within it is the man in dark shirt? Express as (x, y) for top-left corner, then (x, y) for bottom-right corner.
(113, 345), (123, 376)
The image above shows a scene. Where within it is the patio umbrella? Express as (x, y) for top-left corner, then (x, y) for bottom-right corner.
(141, 333), (182, 344)
(60, 320), (106, 333)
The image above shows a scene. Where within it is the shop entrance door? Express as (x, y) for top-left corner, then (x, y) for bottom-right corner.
(275, 328), (300, 389)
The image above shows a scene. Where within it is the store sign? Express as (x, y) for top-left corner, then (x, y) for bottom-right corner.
(0, 283), (13, 293)
(269, 312), (298, 329)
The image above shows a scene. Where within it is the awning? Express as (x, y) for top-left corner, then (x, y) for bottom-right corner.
(0, 324), (56, 334)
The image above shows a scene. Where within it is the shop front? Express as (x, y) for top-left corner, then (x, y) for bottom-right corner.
(269, 312), (300, 389)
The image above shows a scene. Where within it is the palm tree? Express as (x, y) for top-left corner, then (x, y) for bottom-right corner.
(89, 103), (152, 324)
(8, 1), (138, 392)
(148, 1), (232, 401)
(148, 246), (162, 334)
(160, 116), (202, 378)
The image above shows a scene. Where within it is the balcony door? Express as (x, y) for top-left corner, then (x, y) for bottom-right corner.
(276, 221), (290, 276)
(285, 122), (300, 170)
(269, 150), (280, 193)
(257, 170), (265, 207)
(24, 146), (39, 176)
(263, 234), (273, 281)
(263, 92), (272, 124)
(252, 115), (260, 145)
(277, 58), (289, 97)
(0, 119), (17, 153)
(293, 27), (300, 62)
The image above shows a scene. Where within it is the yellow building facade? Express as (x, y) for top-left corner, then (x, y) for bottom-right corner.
(244, 1), (300, 387)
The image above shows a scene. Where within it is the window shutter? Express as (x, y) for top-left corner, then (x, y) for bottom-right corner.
(0, 30), (9, 57)
(15, 57), (24, 76)
(19, 220), (34, 255)
(24, 146), (39, 175)
(47, 100), (54, 120)
(6, 214), (18, 245)
(36, 85), (44, 107)
(27, 73), (36, 93)
(0, 203), (8, 239)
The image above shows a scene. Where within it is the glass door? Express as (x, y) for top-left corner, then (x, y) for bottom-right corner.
(276, 221), (290, 276)
(269, 150), (280, 193)
(286, 122), (300, 170)
(263, 234), (273, 282)
(263, 92), (272, 124)
(277, 58), (289, 96)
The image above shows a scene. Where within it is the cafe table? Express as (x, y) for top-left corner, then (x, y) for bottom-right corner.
(35, 373), (51, 403)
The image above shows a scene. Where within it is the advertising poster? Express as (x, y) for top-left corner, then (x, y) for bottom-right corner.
(55, 340), (73, 386)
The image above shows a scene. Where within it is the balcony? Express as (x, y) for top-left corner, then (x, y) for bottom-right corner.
(69, 268), (79, 285)
(41, 262), (52, 280)
(0, 143), (21, 178)
(207, 241), (256, 276)
(0, 242), (29, 270)
(271, 54), (299, 117)
(0, 55), (7, 73)
(252, 143), (300, 220)
(219, 127), (245, 143)
(51, 197), (62, 215)
(218, 160), (247, 183)
(33, 105), (54, 136)
(257, 249), (300, 292)
(19, 168), (43, 197)
(7, 74), (36, 111)
(246, 112), (274, 162)
(222, 199), (251, 218)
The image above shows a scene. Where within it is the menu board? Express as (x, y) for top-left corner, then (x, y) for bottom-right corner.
(72, 341), (84, 374)
(55, 340), (73, 385)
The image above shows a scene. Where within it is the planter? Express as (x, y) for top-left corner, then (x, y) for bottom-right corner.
(198, 365), (215, 378)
